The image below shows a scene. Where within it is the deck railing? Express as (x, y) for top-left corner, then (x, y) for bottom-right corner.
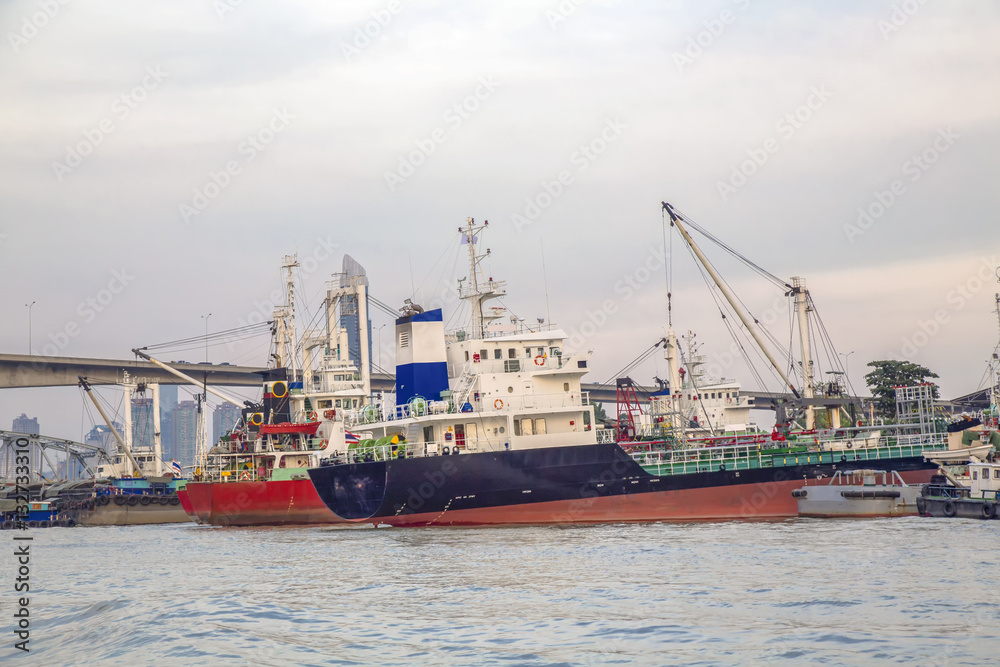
(627, 432), (949, 477)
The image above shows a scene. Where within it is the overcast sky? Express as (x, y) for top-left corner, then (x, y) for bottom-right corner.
(2, 0), (999, 441)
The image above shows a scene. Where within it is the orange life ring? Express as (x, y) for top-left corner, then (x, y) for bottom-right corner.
(534, 355), (545, 366)
(494, 398), (504, 409)
(323, 409), (335, 420)
(308, 411), (318, 421)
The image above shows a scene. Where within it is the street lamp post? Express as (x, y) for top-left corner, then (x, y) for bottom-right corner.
(25, 301), (35, 354)
(202, 313), (212, 363)
(839, 350), (855, 386)
(377, 324), (386, 371)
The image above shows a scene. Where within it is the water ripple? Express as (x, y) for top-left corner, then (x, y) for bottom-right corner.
(7, 519), (1000, 665)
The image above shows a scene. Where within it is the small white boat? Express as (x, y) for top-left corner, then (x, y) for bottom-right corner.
(792, 469), (920, 518)
(923, 444), (995, 463)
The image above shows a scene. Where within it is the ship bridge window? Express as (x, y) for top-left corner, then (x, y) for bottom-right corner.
(465, 351), (470, 362)
(550, 347), (561, 357)
(973, 470), (978, 480)
(577, 360), (587, 368)
(508, 348), (516, 358)
(480, 349), (488, 361)
(995, 469), (1000, 479)
(494, 349), (502, 360)
(525, 348), (532, 358)
(563, 382), (570, 392)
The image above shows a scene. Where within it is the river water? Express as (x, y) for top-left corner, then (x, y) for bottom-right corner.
(6, 518), (999, 665)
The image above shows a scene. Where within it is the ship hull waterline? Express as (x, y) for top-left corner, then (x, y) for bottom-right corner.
(179, 478), (347, 526)
(307, 443), (939, 527)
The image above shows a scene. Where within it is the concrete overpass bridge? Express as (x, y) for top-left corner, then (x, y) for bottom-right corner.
(0, 353), (839, 409)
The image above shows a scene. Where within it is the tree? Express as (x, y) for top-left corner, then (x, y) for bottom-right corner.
(592, 402), (608, 423)
(864, 360), (940, 420)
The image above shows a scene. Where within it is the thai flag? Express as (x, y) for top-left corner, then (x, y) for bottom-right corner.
(345, 431), (360, 445)
(170, 460), (184, 477)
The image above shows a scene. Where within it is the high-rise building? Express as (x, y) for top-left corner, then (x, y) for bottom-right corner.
(131, 397), (154, 451)
(160, 385), (178, 461)
(84, 423), (121, 456)
(340, 255), (373, 372)
(160, 385), (178, 412)
(8, 414), (41, 480)
(212, 403), (241, 445)
(172, 400), (199, 467)
(12, 413), (39, 435)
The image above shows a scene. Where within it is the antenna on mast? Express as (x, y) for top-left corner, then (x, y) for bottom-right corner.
(457, 217), (506, 340)
(540, 237), (552, 328)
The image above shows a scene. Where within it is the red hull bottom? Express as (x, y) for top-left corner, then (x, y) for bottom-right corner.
(180, 480), (346, 526)
(369, 470), (937, 527)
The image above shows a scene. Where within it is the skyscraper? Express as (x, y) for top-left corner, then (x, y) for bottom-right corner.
(160, 384), (178, 461)
(212, 403), (241, 445)
(340, 254), (372, 372)
(84, 423), (121, 456)
(131, 397), (154, 450)
(12, 413), (39, 435)
(172, 400), (199, 467)
(9, 414), (41, 480)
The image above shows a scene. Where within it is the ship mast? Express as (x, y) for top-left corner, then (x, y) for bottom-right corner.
(662, 202), (801, 400)
(458, 218), (506, 340)
(282, 254), (300, 382)
(791, 277), (816, 429)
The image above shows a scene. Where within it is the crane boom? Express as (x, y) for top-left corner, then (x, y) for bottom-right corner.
(131, 349), (250, 408)
(662, 202), (800, 398)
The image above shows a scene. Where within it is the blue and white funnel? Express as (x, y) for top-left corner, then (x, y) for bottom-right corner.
(395, 308), (449, 405)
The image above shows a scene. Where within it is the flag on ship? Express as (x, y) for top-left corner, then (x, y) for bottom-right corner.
(170, 460), (184, 477)
(345, 431), (361, 444)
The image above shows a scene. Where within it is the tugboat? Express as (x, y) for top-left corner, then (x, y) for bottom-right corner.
(307, 214), (947, 527)
(66, 377), (188, 526)
(917, 459), (1000, 520)
(792, 469), (921, 518)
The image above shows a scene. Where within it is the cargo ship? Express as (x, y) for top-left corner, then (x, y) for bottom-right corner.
(307, 213), (947, 526)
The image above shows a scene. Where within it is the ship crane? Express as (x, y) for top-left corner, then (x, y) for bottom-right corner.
(662, 202), (848, 430)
